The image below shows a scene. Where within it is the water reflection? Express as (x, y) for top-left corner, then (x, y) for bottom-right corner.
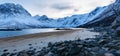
(0, 29), (55, 38)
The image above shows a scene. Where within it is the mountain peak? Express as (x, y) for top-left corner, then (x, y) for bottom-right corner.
(0, 3), (31, 16)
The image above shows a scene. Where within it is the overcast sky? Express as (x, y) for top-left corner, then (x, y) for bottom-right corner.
(0, 0), (115, 18)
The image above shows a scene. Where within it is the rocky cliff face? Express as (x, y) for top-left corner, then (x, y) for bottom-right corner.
(79, 0), (120, 28)
(0, 2), (109, 28)
(0, 3), (31, 17)
(0, 3), (41, 29)
(0, 0), (119, 28)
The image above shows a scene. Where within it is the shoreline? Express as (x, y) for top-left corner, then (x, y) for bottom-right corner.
(0, 28), (99, 55)
(0, 28), (82, 40)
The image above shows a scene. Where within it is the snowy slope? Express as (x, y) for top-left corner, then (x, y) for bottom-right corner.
(0, 3), (43, 28)
(0, 3), (31, 16)
(33, 7), (106, 28)
(0, 0), (119, 28)
(55, 7), (106, 28)
(79, 0), (120, 27)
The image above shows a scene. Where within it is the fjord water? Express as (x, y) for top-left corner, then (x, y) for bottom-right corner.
(0, 29), (55, 38)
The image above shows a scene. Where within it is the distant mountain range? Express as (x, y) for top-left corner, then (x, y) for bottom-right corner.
(0, 0), (119, 29)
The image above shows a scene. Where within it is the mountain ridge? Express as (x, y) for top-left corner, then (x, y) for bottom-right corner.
(0, 1), (119, 28)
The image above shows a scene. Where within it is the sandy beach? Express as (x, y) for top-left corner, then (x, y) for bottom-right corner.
(0, 28), (99, 54)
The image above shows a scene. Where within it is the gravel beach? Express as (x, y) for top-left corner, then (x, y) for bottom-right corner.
(0, 28), (99, 55)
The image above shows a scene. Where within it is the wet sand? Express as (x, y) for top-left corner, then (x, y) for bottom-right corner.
(0, 28), (99, 54)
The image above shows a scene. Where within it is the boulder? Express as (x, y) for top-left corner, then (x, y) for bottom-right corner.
(112, 16), (120, 29)
(115, 26), (120, 36)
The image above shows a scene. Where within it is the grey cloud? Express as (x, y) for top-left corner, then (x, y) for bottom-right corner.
(51, 3), (73, 10)
(74, 9), (79, 12)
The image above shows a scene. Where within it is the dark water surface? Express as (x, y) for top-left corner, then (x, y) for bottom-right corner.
(0, 29), (55, 38)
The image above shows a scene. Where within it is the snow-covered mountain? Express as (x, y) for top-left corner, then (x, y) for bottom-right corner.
(55, 7), (106, 28)
(0, 3), (31, 16)
(58, 0), (120, 28)
(79, 0), (120, 27)
(0, 0), (119, 28)
(32, 6), (106, 28)
(0, 3), (43, 28)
